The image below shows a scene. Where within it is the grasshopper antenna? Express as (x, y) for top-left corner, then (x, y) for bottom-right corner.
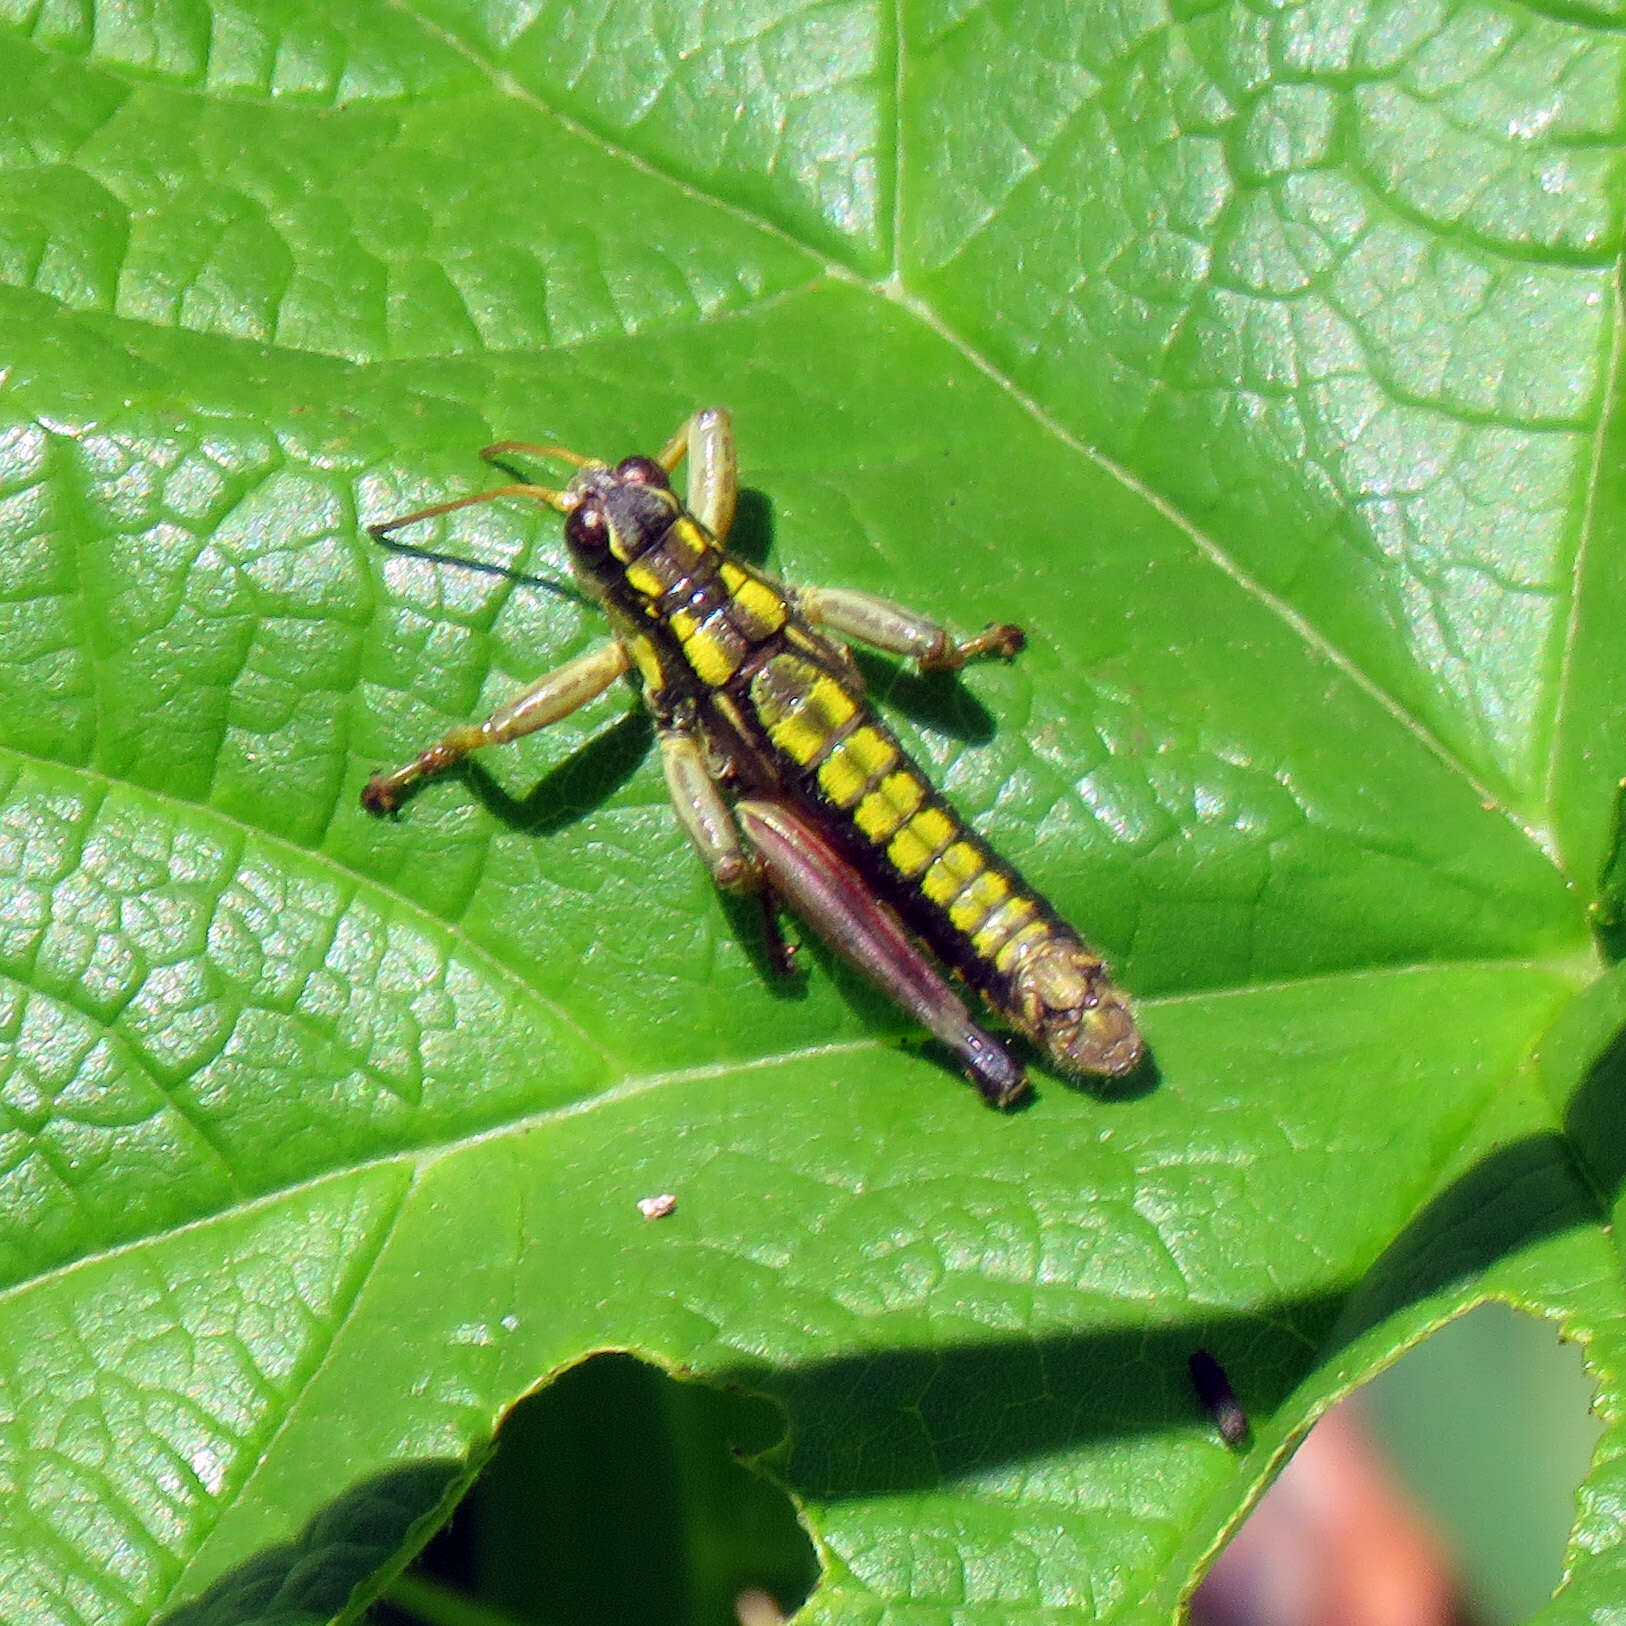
(366, 475), (593, 608)
(368, 529), (592, 607)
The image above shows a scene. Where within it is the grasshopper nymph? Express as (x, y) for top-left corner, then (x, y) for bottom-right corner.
(362, 411), (1142, 1105)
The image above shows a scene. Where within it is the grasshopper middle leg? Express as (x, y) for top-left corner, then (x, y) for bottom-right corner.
(658, 726), (799, 975)
(798, 585), (1025, 674)
(657, 726), (753, 890)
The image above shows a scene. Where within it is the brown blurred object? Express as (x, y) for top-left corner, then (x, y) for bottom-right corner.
(1193, 1401), (1472, 1626)
(736, 1586), (786, 1626)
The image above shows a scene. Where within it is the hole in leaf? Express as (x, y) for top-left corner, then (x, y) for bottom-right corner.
(370, 1352), (818, 1626)
(1194, 1303), (1602, 1626)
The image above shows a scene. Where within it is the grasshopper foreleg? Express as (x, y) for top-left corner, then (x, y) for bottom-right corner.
(657, 408), (738, 543)
(362, 639), (630, 813)
(736, 798), (1029, 1108)
(798, 586), (1025, 674)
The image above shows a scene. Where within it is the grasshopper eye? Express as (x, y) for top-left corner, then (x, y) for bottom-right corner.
(615, 455), (670, 488)
(565, 500), (608, 551)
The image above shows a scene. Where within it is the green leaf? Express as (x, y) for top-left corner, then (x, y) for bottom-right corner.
(0, 0), (1622, 1623)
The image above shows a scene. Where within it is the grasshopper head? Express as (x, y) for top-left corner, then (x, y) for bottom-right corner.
(562, 456), (681, 580)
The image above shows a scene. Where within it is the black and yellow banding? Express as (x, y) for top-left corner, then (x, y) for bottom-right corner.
(363, 410), (1141, 1102)
(743, 650), (1139, 1080)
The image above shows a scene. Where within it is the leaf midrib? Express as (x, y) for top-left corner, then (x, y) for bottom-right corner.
(6, 731), (1595, 1297)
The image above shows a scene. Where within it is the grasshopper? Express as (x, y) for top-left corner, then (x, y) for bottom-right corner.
(362, 411), (1141, 1105)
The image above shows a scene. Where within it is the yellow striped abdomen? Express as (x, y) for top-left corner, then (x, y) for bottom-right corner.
(746, 649), (1140, 1076)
